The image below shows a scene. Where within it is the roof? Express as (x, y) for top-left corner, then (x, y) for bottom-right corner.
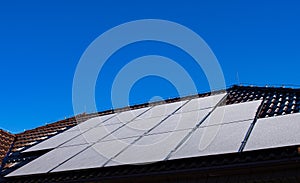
(1, 85), (300, 182)
(0, 130), (14, 166)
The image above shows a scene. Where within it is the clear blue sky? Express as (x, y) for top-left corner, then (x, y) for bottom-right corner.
(0, 0), (299, 133)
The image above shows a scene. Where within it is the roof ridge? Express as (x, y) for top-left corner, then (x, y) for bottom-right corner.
(231, 84), (300, 91)
(0, 129), (14, 137)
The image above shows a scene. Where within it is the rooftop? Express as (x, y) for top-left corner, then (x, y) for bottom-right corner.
(1, 85), (300, 182)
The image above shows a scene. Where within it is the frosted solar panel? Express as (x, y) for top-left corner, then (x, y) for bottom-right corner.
(137, 101), (187, 119)
(60, 123), (123, 147)
(23, 130), (86, 153)
(75, 113), (116, 130)
(6, 144), (88, 177)
(200, 100), (262, 127)
(63, 114), (115, 133)
(244, 113), (300, 151)
(62, 125), (81, 132)
(102, 116), (167, 141)
(149, 108), (211, 134)
(52, 137), (137, 172)
(170, 120), (253, 160)
(105, 130), (190, 166)
(24, 108), (149, 153)
(101, 115), (125, 126)
(113, 107), (150, 122)
(176, 93), (226, 113)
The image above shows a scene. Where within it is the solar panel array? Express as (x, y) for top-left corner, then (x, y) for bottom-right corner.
(7, 93), (271, 177)
(169, 100), (262, 159)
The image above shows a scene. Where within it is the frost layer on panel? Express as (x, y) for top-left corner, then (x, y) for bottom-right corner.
(92, 107), (151, 128)
(24, 114), (117, 152)
(101, 115), (124, 125)
(52, 137), (137, 173)
(200, 100), (262, 127)
(105, 130), (190, 166)
(149, 108), (211, 134)
(75, 113), (117, 130)
(170, 120), (252, 160)
(23, 130), (86, 153)
(113, 107), (150, 123)
(244, 113), (300, 151)
(137, 101), (187, 119)
(102, 116), (167, 141)
(60, 123), (124, 147)
(6, 144), (88, 177)
(176, 93), (226, 114)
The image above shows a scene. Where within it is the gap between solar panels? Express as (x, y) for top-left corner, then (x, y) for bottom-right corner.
(238, 97), (266, 152)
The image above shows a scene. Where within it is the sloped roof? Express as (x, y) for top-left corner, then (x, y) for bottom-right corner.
(1, 85), (300, 182)
(0, 130), (14, 166)
(0, 112), (116, 175)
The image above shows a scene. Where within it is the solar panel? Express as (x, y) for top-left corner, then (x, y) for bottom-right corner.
(200, 100), (262, 127)
(51, 137), (137, 172)
(6, 144), (88, 177)
(244, 113), (300, 151)
(62, 125), (81, 132)
(136, 101), (187, 119)
(76, 113), (117, 130)
(114, 107), (150, 122)
(100, 108), (149, 126)
(23, 129), (86, 153)
(149, 108), (211, 134)
(105, 130), (190, 166)
(24, 108), (149, 153)
(175, 93), (226, 113)
(60, 123), (123, 147)
(101, 115), (124, 125)
(170, 120), (253, 160)
(102, 115), (167, 141)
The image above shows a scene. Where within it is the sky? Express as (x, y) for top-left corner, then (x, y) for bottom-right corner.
(0, 0), (299, 133)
